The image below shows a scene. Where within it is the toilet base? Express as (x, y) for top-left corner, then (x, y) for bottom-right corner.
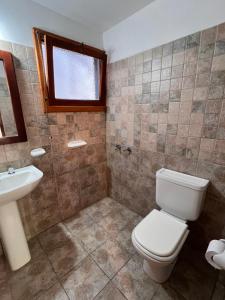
(143, 258), (177, 283)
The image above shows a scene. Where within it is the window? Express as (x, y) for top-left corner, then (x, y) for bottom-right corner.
(33, 28), (107, 112)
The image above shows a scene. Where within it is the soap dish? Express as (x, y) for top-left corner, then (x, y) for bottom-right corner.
(67, 140), (87, 149)
(30, 148), (46, 157)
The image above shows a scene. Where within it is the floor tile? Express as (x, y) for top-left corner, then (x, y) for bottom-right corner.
(83, 197), (116, 223)
(91, 240), (130, 278)
(103, 198), (136, 215)
(0, 256), (10, 284)
(168, 258), (216, 300)
(113, 216), (143, 255)
(61, 256), (109, 300)
(180, 243), (217, 280)
(47, 238), (88, 277)
(96, 209), (129, 236)
(87, 197), (114, 213)
(211, 282), (225, 300)
(152, 285), (185, 300)
(118, 205), (141, 223)
(38, 223), (73, 253)
(113, 254), (159, 300)
(9, 253), (57, 300)
(35, 282), (68, 300)
(94, 281), (126, 300)
(102, 197), (120, 207)
(64, 211), (94, 236)
(218, 269), (225, 285)
(1, 197), (219, 300)
(28, 237), (45, 259)
(0, 282), (13, 300)
(99, 198), (128, 213)
(78, 223), (108, 253)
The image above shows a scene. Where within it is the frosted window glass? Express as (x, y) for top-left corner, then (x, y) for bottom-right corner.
(53, 46), (99, 100)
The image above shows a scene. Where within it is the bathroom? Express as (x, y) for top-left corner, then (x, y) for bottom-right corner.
(1, 0), (225, 299)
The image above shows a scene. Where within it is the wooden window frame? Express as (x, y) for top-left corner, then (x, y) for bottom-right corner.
(33, 28), (107, 113)
(0, 50), (27, 145)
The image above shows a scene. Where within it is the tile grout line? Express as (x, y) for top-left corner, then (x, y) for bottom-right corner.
(93, 279), (129, 300)
(38, 208), (119, 299)
(90, 254), (133, 300)
(9, 198), (140, 300)
(105, 255), (135, 299)
(36, 235), (71, 299)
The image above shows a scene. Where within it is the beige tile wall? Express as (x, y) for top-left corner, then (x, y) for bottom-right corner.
(106, 22), (225, 248)
(0, 39), (107, 239)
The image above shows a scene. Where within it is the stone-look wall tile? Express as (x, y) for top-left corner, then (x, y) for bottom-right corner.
(193, 86), (209, 101)
(212, 54), (225, 71)
(0, 147), (6, 163)
(201, 27), (217, 46)
(217, 23), (225, 41)
(197, 57), (212, 74)
(215, 45), (225, 58)
(106, 22), (225, 262)
(189, 124), (202, 137)
(211, 71), (225, 85)
(208, 85), (224, 100)
(0, 41), (107, 241)
(213, 140), (225, 165)
(186, 137), (200, 159)
(185, 47), (199, 63)
(183, 61), (197, 76)
(199, 138), (215, 161)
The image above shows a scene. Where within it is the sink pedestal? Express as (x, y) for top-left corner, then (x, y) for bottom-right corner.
(0, 201), (31, 270)
(0, 165), (43, 270)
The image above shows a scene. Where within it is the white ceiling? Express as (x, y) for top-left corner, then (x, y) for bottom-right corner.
(32, 0), (155, 32)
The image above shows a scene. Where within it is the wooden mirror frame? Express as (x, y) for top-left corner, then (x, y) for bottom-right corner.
(0, 50), (27, 145)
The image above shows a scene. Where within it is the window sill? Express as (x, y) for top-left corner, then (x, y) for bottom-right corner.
(45, 105), (106, 113)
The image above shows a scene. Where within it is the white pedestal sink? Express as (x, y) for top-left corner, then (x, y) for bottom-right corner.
(0, 165), (43, 270)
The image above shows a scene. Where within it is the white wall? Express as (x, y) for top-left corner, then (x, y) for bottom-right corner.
(0, 0), (103, 48)
(103, 0), (225, 62)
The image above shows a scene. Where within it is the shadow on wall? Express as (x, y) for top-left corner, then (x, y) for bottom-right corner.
(191, 184), (225, 249)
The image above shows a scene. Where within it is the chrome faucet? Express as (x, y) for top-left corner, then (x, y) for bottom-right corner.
(8, 167), (15, 175)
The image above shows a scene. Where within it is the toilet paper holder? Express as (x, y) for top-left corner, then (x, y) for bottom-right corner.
(205, 239), (225, 270)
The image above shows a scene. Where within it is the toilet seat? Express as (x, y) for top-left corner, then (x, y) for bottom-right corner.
(132, 209), (189, 262)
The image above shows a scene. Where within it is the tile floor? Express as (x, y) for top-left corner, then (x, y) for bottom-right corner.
(0, 197), (224, 300)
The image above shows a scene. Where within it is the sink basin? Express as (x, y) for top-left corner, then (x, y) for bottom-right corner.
(0, 165), (43, 206)
(0, 165), (43, 270)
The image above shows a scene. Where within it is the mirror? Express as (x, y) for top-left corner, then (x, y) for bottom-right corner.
(0, 50), (27, 145)
(0, 61), (18, 137)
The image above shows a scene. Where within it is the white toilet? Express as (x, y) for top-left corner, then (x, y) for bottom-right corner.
(132, 168), (209, 283)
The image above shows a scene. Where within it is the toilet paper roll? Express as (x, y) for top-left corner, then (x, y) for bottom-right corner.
(213, 249), (225, 270)
(205, 240), (225, 269)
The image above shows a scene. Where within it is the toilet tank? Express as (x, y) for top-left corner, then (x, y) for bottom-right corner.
(156, 168), (209, 221)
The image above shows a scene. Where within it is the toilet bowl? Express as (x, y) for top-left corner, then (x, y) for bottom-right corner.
(132, 209), (189, 282)
(132, 168), (209, 283)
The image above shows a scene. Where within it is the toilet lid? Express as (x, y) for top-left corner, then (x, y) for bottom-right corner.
(134, 209), (188, 257)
